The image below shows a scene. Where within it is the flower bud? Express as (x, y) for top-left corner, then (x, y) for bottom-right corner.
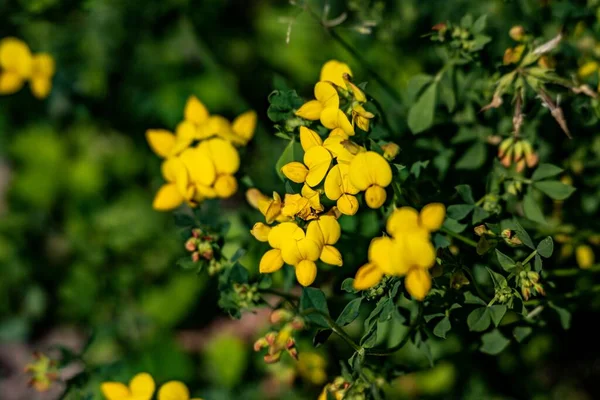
(185, 238), (197, 252)
(521, 286), (531, 301)
(202, 249), (214, 260)
(450, 271), (469, 289)
(281, 162), (309, 183)
(533, 283), (545, 296)
(191, 252), (200, 262)
(270, 309), (294, 325)
(498, 138), (514, 158)
(364, 185), (387, 209)
(287, 347), (299, 360)
(265, 332), (277, 346)
(214, 174), (238, 198)
(290, 317), (305, 330)
(509, 26), (526, 41)
(513, 141), (524, 162)
(254, 337), (269, 351)
(264, 352), (282, 364)
(474, 225), (488, 236)
(251, 222), (271, 242)
(527, 271), (540, 283)
(192, 228), (202, 238)
(381, 143), (400, 161)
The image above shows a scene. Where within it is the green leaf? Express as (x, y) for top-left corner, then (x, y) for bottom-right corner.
(410, 160), (430, 178)
(464, 292), (487, 306)
(486, 267), (507, 288)
(480, 329), (510, 355)
(549, 303), (571, 329)
(455, 185), (475, 204)
(512, 220), (535, 249)
(523, 191), (546, 224)
(300, 288), (330, 328)
(229, 248), (246, 263)
(424, 313), (445, 323)
(341, 278), (357, 293)
(467, 307), (491, 332)
(275, 139), (302, 180)
(442, 217), (467, 233)
(177, 257), (198, 270)
(460, 14), (473, 28)
(267, 90), (303, 122)
(531, 163), (563, 181)
(513, 326), (532, 343)
(336, 298), (362, 326)
(439, 77), (456, 112)
(537, 237), (554, 258)
(533, 181), (576, 201)
(408, 82), (438, 134)
(455, 141), (487, 170)
(489, 305), (507, 327)
(472, 206), (491, 224)
(476, 235), (495, 255)
(405, 74), (434, 103)
(447, 204), (474, 220)
(472, 14), (487, 33)
(495, 250), (516, 272)
(534, 254), (543, 272)
(433, 316), (452, 339)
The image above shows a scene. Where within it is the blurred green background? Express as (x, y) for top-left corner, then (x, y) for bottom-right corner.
(2, 0), (600, 399)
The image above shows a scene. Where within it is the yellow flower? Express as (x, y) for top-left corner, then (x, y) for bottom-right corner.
(253, 191), (285, 224)
(320, 60), (352, 88)
(314, 216), (343, 266)
(152, 157), (191, 211)
(281, 127), (333, 187)
(158, 381), (203, 400)
(0, 37), (32, 95)
(353, 203), (446, 300)
(349, 151), (392, 209)
(503, 44), (525, 65)
(259, 222), (299, 274)
(323, 135), (358, 163)
(320, 107), (354, 136)
(251, 222), (272, 242)
(324, 163), (360, 216)
(576, 244), (595, 269)
(101, 372), (155, 400)
(351, 103), (374, 132)
(231, 110), (257, 145)
(297, 352), (327, 385)
(29, 53), (55, 99)
(578, 60), (599, 78)
(295, 81), (339, 121)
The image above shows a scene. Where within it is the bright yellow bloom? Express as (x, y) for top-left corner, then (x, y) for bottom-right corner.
(578, 60), (599, 78)
(295, 82), (339, 120)
(324, 163), (360, 216)
(323, 135), (359, 163)
(231, 110), (257, 145)
(320, 107), (354, 136)
(251, 222), (271, 242)
(158, 381), (203, 400)
(576, 244), (595, 269)
(349, 151), (392, 209)
(153, 157), (190, 211)
(320, 60), (352, 88)
(0, 37), (55, 98)
(351, 103), (374, 132)
(297, 352), (327, 385)
(281, 128), (333, 187)
(353, 203), (446, 300)
(101, 372), (155, 400)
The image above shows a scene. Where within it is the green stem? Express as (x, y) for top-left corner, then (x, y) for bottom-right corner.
(365, 303), (423, 356)
(301, 308), (362, 353)
(463, 267), (492, 303)
(547, 264), (600, 277)
(522, 250), (537, 266)
(440, 227), (478, 248)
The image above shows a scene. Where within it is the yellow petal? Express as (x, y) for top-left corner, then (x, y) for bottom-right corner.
(30, 76), (51, 99)
(419, 203), (446, 232)
(349, 151), (392, 191)
(158, 381), (190, 400)
(301, 184), (323, 211)
(299, 126), (323, 151)
(316, 215), (341, 245)
(328, 128), (349, 139)
(203, 115), (232, 140)
(337, 194), (359, 216)
(369, 236), (405, 275)
(251, 222), (271, 242)
(179, 147), (216, 187)
(258, 193), (283, 224)
(199, 138), (240, 174)
(320, 245), (343, 266)
(214, 174), (237, 198)
(576, 245), (595, 269)
(0, 37), (32, 78)
(246, 188), (268, 210)
(295, 100), (323, 120)
(320, 108), (354, 135)
(232, 110), (257, 144)
(161, 158), (189, 196)
(259, 249), (285, 273)
(323, 136), (355, 162)
(268, 222), (300, 249)
(387, 207), (420, 236)
(353, 263), (383, 291)
(184, 95), (209, 125)
(405, 268), (432, 300)
(281, 161), (309, 183)
(101, 382), (130, 400)
(320, 60), (352, 88)
(153, 183), (184, 211)
(195, 183), (217, 200)
(146, 130), (176, 158)
(295, 260), (317, 286)
(324, 165), (343, 200)
(281, 235), (321, 265)
(0, 71), (25, 94)
(305, 220), (325, 245)
(31, 53), (55, 77)
(130, 373), (156, 400)
(346, 80), (366, 102)
(314, 81), (339, 109)
(281, 193), (311, 218)
(403, 236), (436, 269)
(364, 185), (387, 209)
(304, 146), (332, 187)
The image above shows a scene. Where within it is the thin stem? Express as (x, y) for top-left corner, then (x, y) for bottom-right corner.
(259, 288), (300, 302)
(547, 265), (600, 277)
(522, 250), (537, 266)
(301, 308), (362, 353)
(365, 303), (424, 356)
(440, 227), (478, 248)
(462, 267), (492, 303)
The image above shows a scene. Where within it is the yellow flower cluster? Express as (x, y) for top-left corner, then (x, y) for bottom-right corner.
(0, 37), (55, 99)
(101, 372), (202, 400)
(282, 61), (391, 216)
(249, 193), (343, 286)
(353, 203), (446, 300)
(146, 95), (256, 211)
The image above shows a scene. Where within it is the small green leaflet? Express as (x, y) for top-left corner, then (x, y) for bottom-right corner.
(408, 82), (437, 134)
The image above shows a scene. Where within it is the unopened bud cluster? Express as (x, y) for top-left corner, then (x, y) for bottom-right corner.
(517, 270), (545, 300)
(24, 352), (59, 392)
(365, 275), (392, 301)
(501, 229), (523, 247)
(498, 138), (539, 172)
(184, 228), (224, 275)
(254, 308), (305, 364)
(495, 286), (514, 305)
(232, 283), (261, 310)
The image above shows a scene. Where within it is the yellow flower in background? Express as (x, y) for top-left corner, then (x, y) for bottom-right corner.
(349, 151), (392, 209)
(0, 37), (55, 98)
(576, 244), (595, 269)
(101, 372), (155, 400)
(297, 352), (327, 385)
(353, 203), (446, 300)
(158, 381), (203, 400)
